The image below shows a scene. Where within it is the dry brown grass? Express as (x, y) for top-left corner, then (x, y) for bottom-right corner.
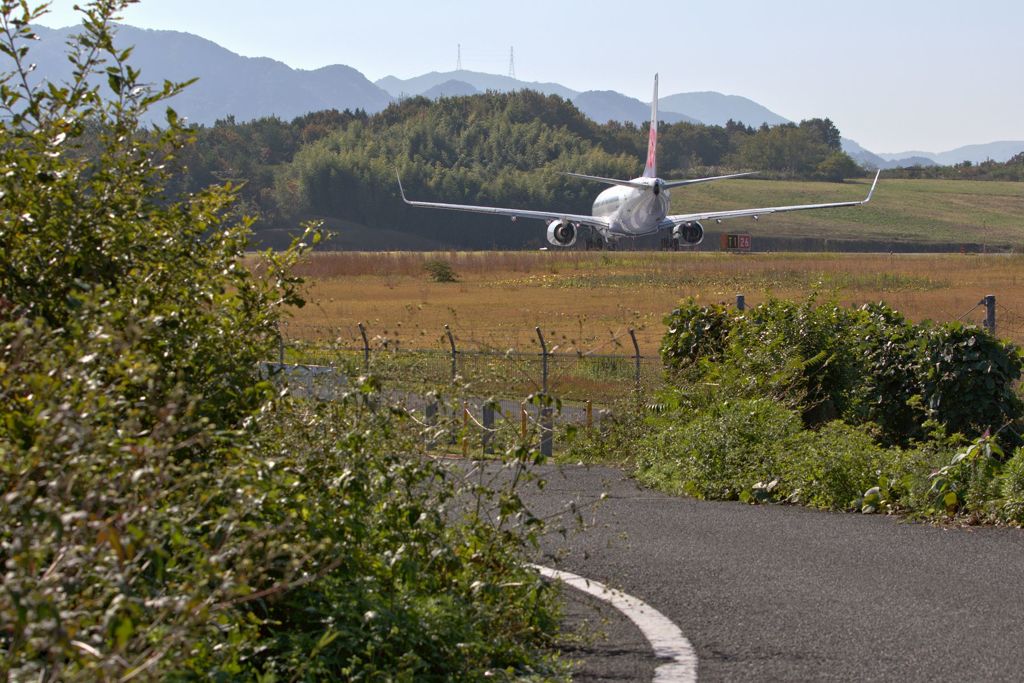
(285, 251), (1024, 354)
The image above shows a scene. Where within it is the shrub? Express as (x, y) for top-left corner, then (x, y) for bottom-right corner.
(660, 300), (735, 371)
(658, 299), (1024, 445)
(847, 303), (928, 444)
(927, 435), (1006, 518)
(999, 447), (1024, 523)
(425, 259), (459, 282)
(723, 298), (863, 424)
(0, 4), (561, 679)
(778, 421), (891, 510)
(634, 398), (802, 500)
(920, 323), (1023, 438)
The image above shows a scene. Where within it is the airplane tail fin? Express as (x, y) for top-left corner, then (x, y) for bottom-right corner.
(643, 74), (658, 178)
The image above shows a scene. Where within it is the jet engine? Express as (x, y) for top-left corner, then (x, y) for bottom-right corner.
(546, 219), (577, 247)
(673, 221), (704, 246)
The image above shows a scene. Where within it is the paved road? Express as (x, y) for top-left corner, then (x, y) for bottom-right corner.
(517, 463), (1024, 681)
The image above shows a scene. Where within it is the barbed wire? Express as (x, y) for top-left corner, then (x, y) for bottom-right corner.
(956, 301), (984, 322)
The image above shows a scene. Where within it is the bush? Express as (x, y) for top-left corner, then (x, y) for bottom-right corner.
(847, 303), (927, 443)
(634, 398), (802, 500)
(634, 395), (894, 511)
(999, 447), (1024, 523)
(723, 298), (863, 424)
(0, 4), (561, 679)
(659, 299), (1024, 445)
(920, 323), (1023, 438)
(778, 421), (891, 510)
(425, 259), (459, 282)
(660, 300), (735, 371)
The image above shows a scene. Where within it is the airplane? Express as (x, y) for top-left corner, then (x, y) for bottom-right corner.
(397, 74), (880, 249)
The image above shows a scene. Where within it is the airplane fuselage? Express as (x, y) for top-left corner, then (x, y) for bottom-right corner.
(592, 178), (670, 238)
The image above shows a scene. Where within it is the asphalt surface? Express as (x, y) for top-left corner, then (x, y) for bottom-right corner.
(516, 463), (1024, 681)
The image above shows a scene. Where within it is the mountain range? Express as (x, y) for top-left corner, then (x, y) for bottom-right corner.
(29, 23), (1024, 168)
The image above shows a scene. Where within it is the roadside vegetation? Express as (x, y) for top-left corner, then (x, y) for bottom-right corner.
(0, 3), (563, 680)
(567, 297), (1024, 524)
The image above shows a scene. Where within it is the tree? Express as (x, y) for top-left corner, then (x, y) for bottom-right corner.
(799, 117), (842, 150)
(816, 150), (863, 181)
(1, 2), (561, 679)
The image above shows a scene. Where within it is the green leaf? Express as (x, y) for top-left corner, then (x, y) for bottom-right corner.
(113, 615), (133, 650)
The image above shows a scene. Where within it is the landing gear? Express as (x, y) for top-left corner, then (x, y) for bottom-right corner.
(585, 236), (616, 251)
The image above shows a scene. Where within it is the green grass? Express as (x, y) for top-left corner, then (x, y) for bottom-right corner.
(675, 177), (1024, 246)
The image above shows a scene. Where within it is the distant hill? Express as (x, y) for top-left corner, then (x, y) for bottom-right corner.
(376, 70), (577, 100)
(30, 24), (393, 124)
(841, 137), (888, 169)
(420, 80), (479, 99)
(376, 70), (788, 130)
(845, 138), (1024, 170)
(884, 156), (939, 168)
(571, 90), (698, 125)
(879, 141), (1024, 166)
(659, 92), (791, 127)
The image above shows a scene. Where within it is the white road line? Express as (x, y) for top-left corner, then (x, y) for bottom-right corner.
(532, 564), (697, 682)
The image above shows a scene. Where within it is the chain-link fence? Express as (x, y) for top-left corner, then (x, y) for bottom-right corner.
(276, 321), (666, 404)
(269, 293), (1022, 455)
(266, 321), (664, 456)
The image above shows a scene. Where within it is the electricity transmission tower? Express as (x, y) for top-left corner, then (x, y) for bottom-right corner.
(508, 46), (515, 79)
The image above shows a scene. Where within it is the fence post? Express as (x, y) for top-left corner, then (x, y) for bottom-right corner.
(445, 324), (457, 382)
(277, 323), (285, 365)
(586, 400), (593, 431)
(482, 403), (495, 454)
(629, 328), (641, 386)
(521, 402), (528, 443)
(535, 327), (548, 395)
(462, 401), (470, 459)
(426, 400), (438, 449)
(357, 322), (369, 371)
(984, 294), (996, 335)
(736, 294), (746, 311)
(540, 405), (553, 458)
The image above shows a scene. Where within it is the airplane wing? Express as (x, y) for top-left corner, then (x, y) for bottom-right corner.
(665, 170), (880, 225)
(397, 173), (610, 229)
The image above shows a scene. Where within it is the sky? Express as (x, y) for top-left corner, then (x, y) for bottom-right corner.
(34, 0), (1024, 153)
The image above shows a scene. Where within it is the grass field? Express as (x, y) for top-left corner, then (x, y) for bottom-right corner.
(678, 176), (1024, 247)
(287, 251), (1024, 357)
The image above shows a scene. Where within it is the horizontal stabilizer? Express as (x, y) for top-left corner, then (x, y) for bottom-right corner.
(564, 172), (648, 189)
(662, 171), (757, 189)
